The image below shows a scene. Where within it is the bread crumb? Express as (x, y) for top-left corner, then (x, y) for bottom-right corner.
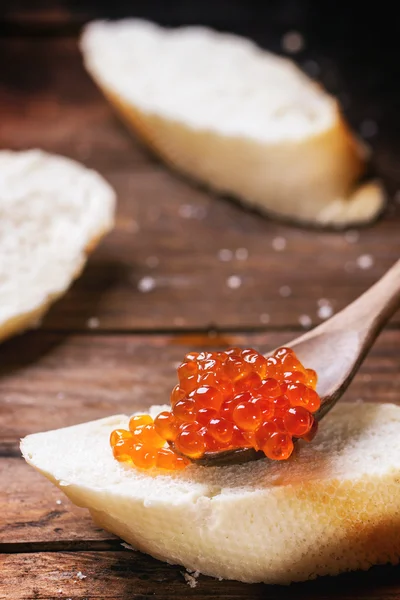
(218, 248), (233, 261)
(282, 31), (304, 54)
(279, 285), (292, 298)
(235, 247), (248, 260)
(360, 119), (378, 139)
(299, 314), (312, 328)
(138, 276), (156, 292)
(344, 230), (360, 243)
(357, 254), (374, 270)
(87, 317), (100, 329)
(182, 569), (200, 588)
(76, 571), (86, 580)
(121, 542), (137, 551)
(272, 237), (286, 251)
(146, 255), (159, 268)
(227, 275), (242, 289)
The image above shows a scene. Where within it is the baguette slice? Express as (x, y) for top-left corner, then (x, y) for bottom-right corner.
(0, 149), (115, 343)
(80, 20), (384, 228)
(21, 402), (400, 584)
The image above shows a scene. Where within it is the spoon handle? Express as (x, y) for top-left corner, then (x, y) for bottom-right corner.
(325, 258), (400, 338)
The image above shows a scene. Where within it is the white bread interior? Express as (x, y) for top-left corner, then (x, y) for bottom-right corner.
(0, 149), (115, 343)
(80, 20), (384, 228)
(21, 402), (400, 584)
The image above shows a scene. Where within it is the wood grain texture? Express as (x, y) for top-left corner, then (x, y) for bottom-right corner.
(1, 331), (399, 455)
(1, 551), (400, 599)
(0, 38), (399, 333)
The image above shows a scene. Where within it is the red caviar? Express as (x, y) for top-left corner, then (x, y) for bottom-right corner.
(110, 346), (320, 470)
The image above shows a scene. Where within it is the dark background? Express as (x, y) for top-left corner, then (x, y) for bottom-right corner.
(1, 0), (399, 194)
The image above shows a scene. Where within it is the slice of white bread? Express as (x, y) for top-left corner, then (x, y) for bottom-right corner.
(0, 149), (115, 343)
(21, 402), (400, 584)
(80, 20), (384, 228)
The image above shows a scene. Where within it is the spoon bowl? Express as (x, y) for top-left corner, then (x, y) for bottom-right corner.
(172, 258), (400, 467)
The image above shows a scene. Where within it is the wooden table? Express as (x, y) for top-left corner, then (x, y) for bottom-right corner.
(1, 3), (400, 598)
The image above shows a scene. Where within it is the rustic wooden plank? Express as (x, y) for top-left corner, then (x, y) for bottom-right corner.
(0, 458), (116, 546)
(0, 38), (399, 333)
(1, 551), (400, 599)
(1, 331), (399, 456)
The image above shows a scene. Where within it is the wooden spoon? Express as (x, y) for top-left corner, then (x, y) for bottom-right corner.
(173, 258), (400, 467)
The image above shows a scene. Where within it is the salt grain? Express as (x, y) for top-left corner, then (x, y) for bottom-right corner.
(87, 317), (99, 329)
(218, 248), (233, 262)
(360, 119), (378, 139)
(260, 313), (270, 324)
(145, 256), (159, 268)
(357, 254), (374, 270)
(318, 304), (334, 320)
(272, 237), (287, 251)
(279, 285), (292, 298)
(76, 572), (87, 580)
(235, 247), (249, 261)
(282, 31), (305, 54)
(344, 230), (360, 243)
(227, 275), (242, 289)
(299, 314), (312, 328)
(179, 204), (207, 219)
(56, 500), (62, 505)
(138, 276), (156, 292)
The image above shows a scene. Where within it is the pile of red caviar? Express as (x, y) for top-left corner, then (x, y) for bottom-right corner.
(110, 346), (320, 470)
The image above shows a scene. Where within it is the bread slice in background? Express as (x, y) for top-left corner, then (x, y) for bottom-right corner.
(0, 149), (115, 343)
(21, 402), (400, 584)
(80, 20), (384, 228)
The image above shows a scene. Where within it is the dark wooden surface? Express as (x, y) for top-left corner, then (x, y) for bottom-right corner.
(1, 2), (400, 598)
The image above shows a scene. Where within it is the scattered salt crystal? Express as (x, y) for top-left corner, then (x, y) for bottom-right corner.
(272, 237), (287, 251)
(260, 313), (270, 324)
(138, 276), (156, 292)
(302, 59), (320, 78)
(279, 285), (292, 298)
(282, 31), (304, 54)
(344, 230), (360, 243)
(76, 572), (86, 580)
(56, 500), (62, 505)
(179, 204), (207, 219)
(299, 314), (312, 328)
(360, 119), (378, 139)
(227, 275), (242, 289)
(357, 254), (374, 270)
(318, 304), (334, 320)
(218, 248), (233, 262)
(235, 247), (249, 261)
(145, 256), (159, 268)
(87, 317), (99, 329)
